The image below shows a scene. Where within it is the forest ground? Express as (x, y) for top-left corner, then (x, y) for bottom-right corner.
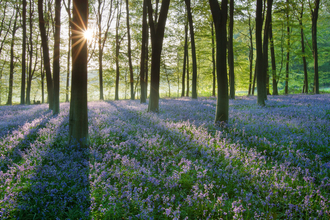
(0, 94), (329, 219)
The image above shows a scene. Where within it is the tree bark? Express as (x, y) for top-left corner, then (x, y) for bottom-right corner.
(126, 0), (134, 100)
(21, 0), (27, 105)
(228, 0), (235, 99)
(69, 0), (89, 147)
(182, 19), (188, 97)
(66, 0), (71, 102)
(53, 0), (61, 114)
(209, 0), (228, 123)
(6, 8), (18, 106)
(285, 0), (290, 95)
(26, 0), (33, 105)
(256, 0), (265, 105)
(269, 22), (278, 95)
(211, 22), (216, 97)
(184, 0), (197, 99)
(147, 0), (170, 112)
(186, 46), (189, 97)
(248, 14), (253, 96)
(140, 0), (148, 103)
(115, 0), (122, 100)
(299, 2), (308, 94)
(38, 0), (54, 110)
(311, 0), (319, 94)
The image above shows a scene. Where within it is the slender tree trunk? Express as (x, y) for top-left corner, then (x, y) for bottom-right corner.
(26, 0), (33, 105)
(140, 0), (148, 103)
(185, 0), (197, 99)
(256, 0), (265, 105)
(211, 22), (216, 97)
(248, 15), (253, 96)
(209, 0), (228, 123)
(182, 19), (188, 97)
(40, 47), (45, 103)
(38, 0), (54, 110)
(285, 0), (290, 95)
(262, 0), (273, 99)
(228, 0), (235, 99)
(21, 0), (27, 105)
(115, 1), (121, 100)
(186, 47), (189, 97)
(66, 0), (71, 102)
(7, 9), (18, 106)
(311, 0), (319, 94)
(69, 0), (89, 147)
(147, 0), (171, 112)
(126, 0), (134, 100)
(269, 22), (278, 95)
(97, 0), (104, 100)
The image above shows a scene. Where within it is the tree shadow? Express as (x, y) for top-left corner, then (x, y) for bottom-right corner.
(9, 117), (91, 219)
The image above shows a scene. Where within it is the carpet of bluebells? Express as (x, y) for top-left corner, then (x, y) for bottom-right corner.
(0, 94), (330, 219)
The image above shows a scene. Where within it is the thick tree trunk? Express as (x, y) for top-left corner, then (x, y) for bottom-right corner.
(209, 0), (228, 123)
(53, 0), (61, 114)
(147, 0), (170, 112)
(182, 20), (188, 97)
(311, 0), (319, 94)
(185, 0), (197, 99)
(126, 0), (134, 100)
(256, 0), (265, 105)
(7, 9), (18, 106)
(38, 0), (54, 110)
(211, 22), (216, 97)
(140, 0), (148, 103)
(228, 0), (235, 99)
(21, 0), (27, 105)
(269, 22), (278, 95)
(69, 0), (89, 147)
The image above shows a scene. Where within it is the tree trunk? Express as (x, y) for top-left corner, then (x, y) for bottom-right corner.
(185, 0), (197, 99)
(248, 15), (253, 96)
(186, 46), (189, 97)
(115, 1), (122, 100)
(209, 0), (228, 123)
(182, 19), (188, 97)
(211, 22), (216, 97)
(147, 0), (171, 112)
(26, 0), (33, 105)
(21, 0), (27, 105)
(311, 0), (319, 94)
(285, 0), (290, 95)
(126, 0), (134, 100)
(269, 22), (278, 95)
(228, 0), (235, 99)
(6, 9), (18, 106)
(140, 0), (148, 103)
(69, 0), (89, 147)
(98, 0), (104, 100)
(256, 0), (265, 105)
(66, 0), (71, 102)
(38, 0), (54, 110)
(299, 2), (308, 94)
(52, 0), (61, 114)
(40, 47), (45, 103)
(262, 0), (273, 99)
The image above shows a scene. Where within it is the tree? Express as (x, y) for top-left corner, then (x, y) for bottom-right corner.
(284, 0), (290, 95)
(93, 0), (113, 100)
(69, 0), (89, 147)
(209, 0), (228, 123)
(310, 0), (320, 94)
(228, 0), (235, 99)
(64, 0), (72, 102)
(184, 0), (197, 99)
(211, 21), (216, 97)
(147, 0), (171, 112)
(115, 0), (122, 101)
(298, 0), (308, 93)
(126, 0), (134, 100)
(182, 17), (188, 97)
(38, 0), (54, 110)
(21, 0), (27, 105)
(6, 5), (18, 105)
(139, 0), (148, 103)
(256, 0), (265, 105)
(269, 21), (278, 95)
